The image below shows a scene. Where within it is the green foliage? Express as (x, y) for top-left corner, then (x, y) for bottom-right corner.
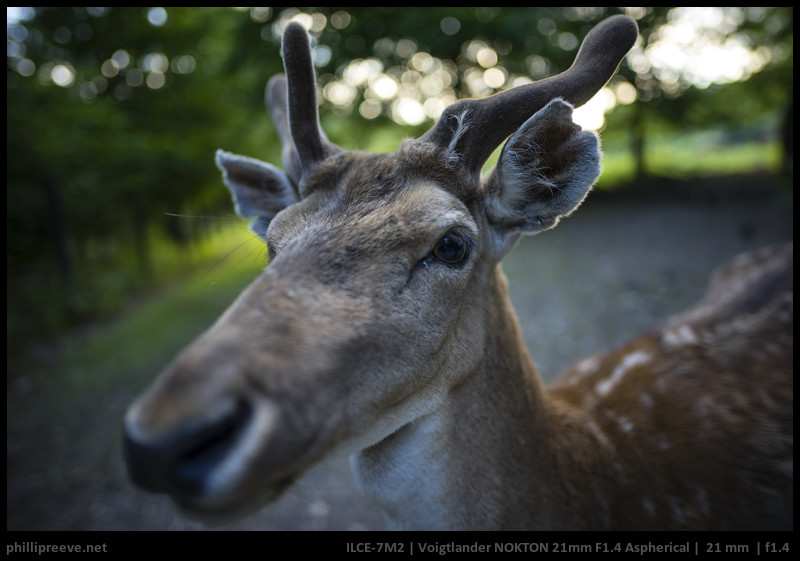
(16, 234), (265, 405)
(62, 234), (265, 393)
(598, 136), (782, 188)
(6, 7), (793, 351)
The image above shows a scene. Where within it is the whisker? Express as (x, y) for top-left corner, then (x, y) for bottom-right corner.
(200, 236), (265, 281)
(164, 212), (242, 220)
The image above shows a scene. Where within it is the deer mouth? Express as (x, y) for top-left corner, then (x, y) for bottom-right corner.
(167, 401), (254, 497)
(125, 398), (298, 520)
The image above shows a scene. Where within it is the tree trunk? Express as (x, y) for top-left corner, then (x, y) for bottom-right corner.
(43, 175), (73, 286)
(129, 198), (152, 277)
(631, 100), (647, 181)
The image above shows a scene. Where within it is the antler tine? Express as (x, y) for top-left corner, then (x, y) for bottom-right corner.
(417, 14), (639, 175)
(265, 74), (302, 190)
(281, 22), (335, 176)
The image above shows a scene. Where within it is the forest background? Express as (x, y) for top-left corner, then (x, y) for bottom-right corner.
(6, 6), (794, 533)
(7, 7), (793, 345)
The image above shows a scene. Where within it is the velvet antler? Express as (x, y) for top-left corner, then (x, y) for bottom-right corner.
(414, 15), (638, 175)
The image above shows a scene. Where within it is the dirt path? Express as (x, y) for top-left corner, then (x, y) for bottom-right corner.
(6, 176), (792, 532)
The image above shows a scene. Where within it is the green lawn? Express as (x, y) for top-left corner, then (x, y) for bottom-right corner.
(9, 134), (783, 395)
(12, 225), (266, 400)
(598, 137), (782, 188)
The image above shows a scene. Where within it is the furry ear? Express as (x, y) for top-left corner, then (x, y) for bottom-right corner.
(215, 150), (298, 240)
(483, 98), (601, 238)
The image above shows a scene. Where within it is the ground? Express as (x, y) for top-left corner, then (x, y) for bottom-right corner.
(6, 174), (793, 532)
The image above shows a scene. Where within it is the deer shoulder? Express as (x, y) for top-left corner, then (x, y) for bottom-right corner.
(123, 16), (792, 531)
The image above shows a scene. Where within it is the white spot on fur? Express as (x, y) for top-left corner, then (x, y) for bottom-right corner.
(618, 416), (634, 433)
(668, 495), (688, 524)
(586, 418), (613, 448)
(661, 324), (698, 347)
(596, 351), (651, 396)
(642, 498), (656, 517)
(640, 393), (654, 408)
(696, 487), (710, 516)
(576, 356), (600, 376)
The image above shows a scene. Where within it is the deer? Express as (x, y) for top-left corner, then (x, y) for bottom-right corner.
(123, 15), (793, 531)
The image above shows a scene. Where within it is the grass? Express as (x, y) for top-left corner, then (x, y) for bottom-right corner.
(9, 132), (783, 396)
(67, 263), (260, 391)
(598, 137), (782, 188)
(10, 222), (266, 400)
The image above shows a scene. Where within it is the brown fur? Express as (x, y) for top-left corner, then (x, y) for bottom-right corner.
(123, 17), (792, 530)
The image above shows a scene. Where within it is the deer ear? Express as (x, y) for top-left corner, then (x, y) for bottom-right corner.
(483, 98), (600, 238)
(215, 150), (298, 240)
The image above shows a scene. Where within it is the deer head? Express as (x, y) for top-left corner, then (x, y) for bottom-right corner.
(124, 15), (639, 524)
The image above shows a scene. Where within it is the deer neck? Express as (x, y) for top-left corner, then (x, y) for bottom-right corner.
(351, 267), (602, 530)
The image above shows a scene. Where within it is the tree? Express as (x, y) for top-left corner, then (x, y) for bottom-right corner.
(6, 7), (792, 344)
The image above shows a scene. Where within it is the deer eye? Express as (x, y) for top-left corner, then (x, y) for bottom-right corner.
(433, 234), (470, 265)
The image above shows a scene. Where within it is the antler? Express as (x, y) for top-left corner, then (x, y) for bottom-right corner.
(265, 75), (302, 191)
(414, 14), (639, 175)
(273, 22), (341, 183)
(272, 16), (637, 186)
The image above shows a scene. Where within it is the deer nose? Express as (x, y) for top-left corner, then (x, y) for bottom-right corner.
(123, 400), (253, 498)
